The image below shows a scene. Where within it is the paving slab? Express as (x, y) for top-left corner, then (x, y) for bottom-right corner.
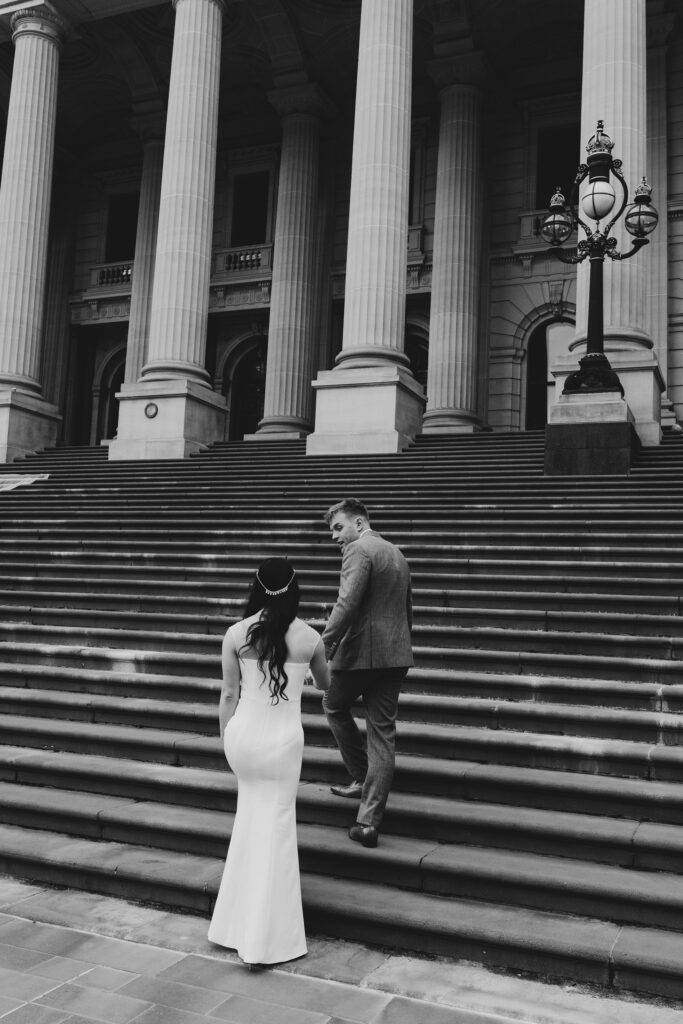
(0, 1005), (72, 1023)
(36, 980), (153, 1022)
(0, 877), (681, 1024)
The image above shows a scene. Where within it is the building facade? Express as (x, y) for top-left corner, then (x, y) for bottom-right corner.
(0, 0), (681, 460)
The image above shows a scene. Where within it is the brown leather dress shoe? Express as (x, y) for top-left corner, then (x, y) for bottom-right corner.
(330, 780), (363, 799)
(349, 824), (378, 848)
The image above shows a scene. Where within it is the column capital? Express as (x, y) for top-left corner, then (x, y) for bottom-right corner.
(9, 3), (66, 45)
(267, 82), (336, 120)
(427, 51), (488, 92)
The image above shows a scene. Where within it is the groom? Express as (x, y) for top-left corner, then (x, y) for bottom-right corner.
(321, 497), (413, 848)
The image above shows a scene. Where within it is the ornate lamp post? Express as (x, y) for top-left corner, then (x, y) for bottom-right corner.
(541, 120), (659, 396)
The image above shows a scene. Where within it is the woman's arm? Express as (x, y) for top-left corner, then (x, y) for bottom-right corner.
(309, 637), (331, 691)
(218, 629), (241, 736)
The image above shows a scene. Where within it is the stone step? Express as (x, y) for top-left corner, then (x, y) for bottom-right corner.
(4, 683), (683, 746)
(0, 820), (681, 997)
(1, 614), (682, 664)
(0, 582), (679, 624)
(4, 774), (683, 871)
(4, 745), (683, 828)
(0, 781), (682, 930)
(2, 710), (683, 781)
(0, 633), (680, 686)
(0, 596), (682, 640)
(0, 660), (679, 713)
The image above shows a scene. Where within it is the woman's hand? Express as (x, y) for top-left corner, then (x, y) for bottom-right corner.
(309, 638), (331, 691)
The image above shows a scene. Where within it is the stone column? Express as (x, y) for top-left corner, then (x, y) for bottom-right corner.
(0, 5), (64, 461)
(307, 0), (424, 455)
(423, 56), (485, 433)
(647, 10), (676, 428)
(253, 84), (332, 440)
(122, 112), (165, 387)
(553, 0), (662, 444)
(110, 0), (227, 460)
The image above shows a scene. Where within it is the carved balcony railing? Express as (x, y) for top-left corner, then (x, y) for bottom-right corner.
(90, 260), (134, 289)
(212, 244), (273, 277)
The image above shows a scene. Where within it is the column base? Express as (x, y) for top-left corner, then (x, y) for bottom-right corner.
(544, 392), (640, 475)
(109, 379), (227, 460)
(245, 416), (310, 441)
(421, 409), (483, 434)
(0, 389), (61, 463)
(306, 364), (425, 455)
(244, 431), (309, 441)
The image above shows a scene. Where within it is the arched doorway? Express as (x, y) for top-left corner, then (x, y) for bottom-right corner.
(525, 321), (575, 430)
(96, 352), (126, 444)
(525, 324), (548, 429)
(226, 340), (267, 440)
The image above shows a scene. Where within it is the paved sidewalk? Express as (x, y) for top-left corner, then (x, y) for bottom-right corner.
(0, 878), (681, 1024)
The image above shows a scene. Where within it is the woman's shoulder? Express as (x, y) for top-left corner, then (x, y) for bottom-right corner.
(289, 617), (320, 640)
(226, 613), (258, 640)
(283, 617), (318, 656)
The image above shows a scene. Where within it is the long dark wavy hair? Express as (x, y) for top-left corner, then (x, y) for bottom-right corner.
(240, 558), (300, 704)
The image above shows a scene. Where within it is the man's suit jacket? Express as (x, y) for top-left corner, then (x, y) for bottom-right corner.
(322, 530), (413, 670)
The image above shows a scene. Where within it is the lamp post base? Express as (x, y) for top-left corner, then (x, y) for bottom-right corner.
(544, 392), (640, 475)
(563, 353), (624, 396)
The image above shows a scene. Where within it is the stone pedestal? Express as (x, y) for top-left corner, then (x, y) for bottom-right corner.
(0, 391), (61, 464)
(307, 366), (424, 455)
(545, 393), (640, 475)
(109, 380), (226, 460)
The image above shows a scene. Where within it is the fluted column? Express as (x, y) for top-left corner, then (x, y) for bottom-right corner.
(647, 11), (676, 427)
(255, 85), (331, 438)
(576, 0), (648, 351)
(123, 113), (165, 386)
(0, 6), (64, 393)
(0, 5), (64, 460)
(142, 0), (223, 383)
(307, 0), (424, 455)
(423, 63), (484, 433)
(109, 0), (227, 460)
(338, 0), (413, 367)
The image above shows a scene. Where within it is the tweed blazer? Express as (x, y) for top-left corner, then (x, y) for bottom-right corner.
(322, 530), (413, 670)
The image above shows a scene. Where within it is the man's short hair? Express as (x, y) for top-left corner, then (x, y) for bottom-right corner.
(324, 497), (370, 525)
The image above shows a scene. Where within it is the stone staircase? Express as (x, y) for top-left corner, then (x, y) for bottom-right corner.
(0, 432), (682, 999)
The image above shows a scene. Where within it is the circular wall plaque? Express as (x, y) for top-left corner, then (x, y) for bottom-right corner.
(144, 402), (158, 419)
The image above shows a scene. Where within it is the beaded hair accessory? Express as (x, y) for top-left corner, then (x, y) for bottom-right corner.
(256, 570), (296, 596)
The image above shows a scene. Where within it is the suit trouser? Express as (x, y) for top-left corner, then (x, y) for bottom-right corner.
(323, 667), (408, 828)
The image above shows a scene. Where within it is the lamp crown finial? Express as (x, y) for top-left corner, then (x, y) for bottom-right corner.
(634, 176), (652, 202)
(586, 120), (614, 158)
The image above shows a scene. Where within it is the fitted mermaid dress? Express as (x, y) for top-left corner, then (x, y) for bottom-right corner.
(208, 615), (319, 964)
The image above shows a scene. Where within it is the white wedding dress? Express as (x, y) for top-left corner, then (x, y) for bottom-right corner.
(208, 614), (319, 964)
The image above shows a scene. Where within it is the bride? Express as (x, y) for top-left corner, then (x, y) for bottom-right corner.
(208, 557), (330, 965)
